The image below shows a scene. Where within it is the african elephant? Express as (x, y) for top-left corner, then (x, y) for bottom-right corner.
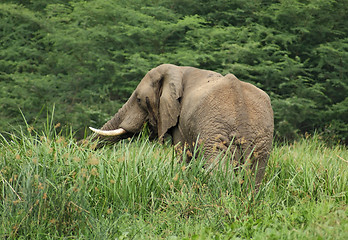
(89, 64), (274, 187)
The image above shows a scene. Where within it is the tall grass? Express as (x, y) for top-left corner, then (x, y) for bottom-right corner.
(1, 123), (347, 239)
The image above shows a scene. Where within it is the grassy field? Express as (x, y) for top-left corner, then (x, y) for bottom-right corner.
(1, 124), (347, 239)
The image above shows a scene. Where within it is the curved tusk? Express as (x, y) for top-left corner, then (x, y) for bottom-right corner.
(89, 127), (127, 136)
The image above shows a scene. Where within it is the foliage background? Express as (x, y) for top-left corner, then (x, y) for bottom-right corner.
(1, 0), (347, 143)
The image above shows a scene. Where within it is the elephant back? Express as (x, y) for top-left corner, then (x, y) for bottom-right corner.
(179, 73), (273, 155)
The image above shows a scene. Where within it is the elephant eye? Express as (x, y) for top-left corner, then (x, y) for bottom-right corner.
(136, 98), (141, 103)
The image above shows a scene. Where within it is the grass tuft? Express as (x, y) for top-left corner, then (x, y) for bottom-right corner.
(1, 126), (347, 239)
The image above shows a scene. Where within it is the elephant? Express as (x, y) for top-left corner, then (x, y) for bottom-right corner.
(89, 64), (274, 187)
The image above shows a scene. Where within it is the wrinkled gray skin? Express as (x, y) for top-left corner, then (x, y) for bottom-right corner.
(93, 64), (274, 187)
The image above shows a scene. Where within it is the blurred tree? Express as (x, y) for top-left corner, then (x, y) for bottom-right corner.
(0, 0), (347, 143)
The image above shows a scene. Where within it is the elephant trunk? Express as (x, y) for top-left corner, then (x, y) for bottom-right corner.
(90, 95), (135, 143)
(101, 99), (131, 131)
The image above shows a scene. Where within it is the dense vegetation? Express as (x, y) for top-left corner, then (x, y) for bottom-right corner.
(0, 0), (347, 143)
(0, 124), (347, 239)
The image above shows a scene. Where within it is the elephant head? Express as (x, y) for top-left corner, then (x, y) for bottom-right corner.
(90, 64), (185, 142)
(90, 64), (274, 188)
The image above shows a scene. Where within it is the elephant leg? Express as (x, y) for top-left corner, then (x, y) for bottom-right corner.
(201, 134), (241, 172)
(250, 150), (270, 190)
(204, 137), (266, 192)
(172, 127), (193, 163)
(233, 141), (264, 191)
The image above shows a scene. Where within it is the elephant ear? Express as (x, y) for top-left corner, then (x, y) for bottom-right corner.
(157, 66), (184, 139)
